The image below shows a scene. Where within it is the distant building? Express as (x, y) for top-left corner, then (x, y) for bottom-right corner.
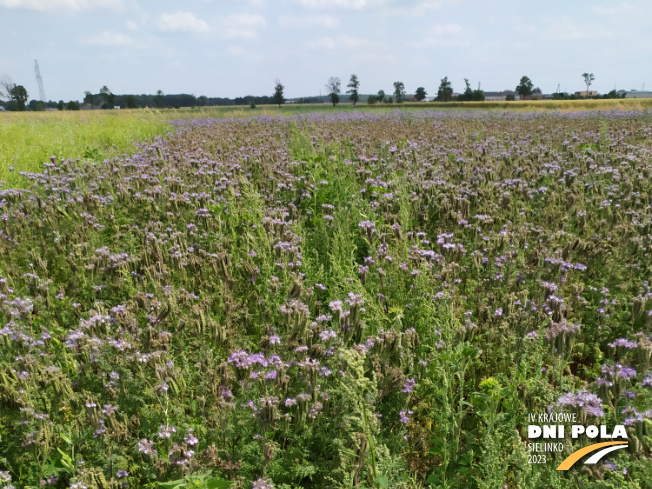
(574, 91), (598, 98)
(484, 90), (520, 101)
(624, 91), (652, 99)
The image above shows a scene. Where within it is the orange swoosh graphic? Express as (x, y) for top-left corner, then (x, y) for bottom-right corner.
(557, 441), (628, 470)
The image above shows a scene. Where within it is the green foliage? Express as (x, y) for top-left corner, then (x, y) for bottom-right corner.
(347, 75), (360, 106)
(325, 77), (341, 106)
(393, 82), (406, 103)
(274, 80), (285, 107)
(516, 75), (534, 98)
(436, 77), (453, 102)
(414, 87), (427, 101)
(0, 109), (651, 488)
(9, 84), (28, 111)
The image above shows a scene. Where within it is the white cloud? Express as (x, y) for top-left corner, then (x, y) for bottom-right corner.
(88, 30), (132, 46)
(540, 17), (613, 42)
(298, 0), (368, 9)
(157, 11), (210, 33)
(305, 35), (373, 50)
(406, 23), (469, 48)
(222, 13), (266, 40)
(278, 13), (340, 28)
(296, 0), (454, 11)
(0, 0), (122, 11)
(125, 19), (138, 31)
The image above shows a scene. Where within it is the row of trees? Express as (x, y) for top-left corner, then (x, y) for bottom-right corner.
(0, 73), (622, 111)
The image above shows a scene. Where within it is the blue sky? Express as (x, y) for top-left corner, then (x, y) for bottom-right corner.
(0, 0), (650, 101)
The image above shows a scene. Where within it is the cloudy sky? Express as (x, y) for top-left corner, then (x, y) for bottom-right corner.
(0, 0), (650, 101)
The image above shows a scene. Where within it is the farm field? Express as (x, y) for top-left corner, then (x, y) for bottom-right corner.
(0, 108), (652, 489)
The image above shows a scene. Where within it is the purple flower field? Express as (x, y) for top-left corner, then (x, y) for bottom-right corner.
(0, 109), (651, 488)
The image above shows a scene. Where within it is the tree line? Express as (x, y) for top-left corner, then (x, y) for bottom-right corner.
(0, 73), (627, 111)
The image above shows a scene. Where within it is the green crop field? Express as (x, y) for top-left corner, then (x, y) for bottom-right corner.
(0, 107), (651, 489)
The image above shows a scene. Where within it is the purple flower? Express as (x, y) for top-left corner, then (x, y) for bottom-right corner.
(157, 425), (176, 438)
(616, 366), (637, 380)
(558, 391), (605, 417)
(116, 470), (128, 479)
(319, 329), (337, 341)
(137, 438), (157, 457)
(399, 410), (413, 424)
(252, 478), (274, 489)
(402, 378), (417, 393)
(608, 338), (637, 349)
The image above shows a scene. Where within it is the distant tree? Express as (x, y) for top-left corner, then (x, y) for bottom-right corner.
(83, 91), (94, 105)
(414, 86), (427, 101)
(458, 78), (474, 101)
(393, 81), (406, 103)
(273, 79), (285, 107)
(99, 85), (115, 108)
(325, 76), (341, 106)
(505, 94), (516, 101)
(67, 100), (80, 110)
(125, 95), (138, 108)
(9, 85), (28, 111)
(57, 100), (65, 111)
(385, 95), (393, 104)
(581, 72), (595, 97)
(29, 99), (45, 111)
(154, 89), (164, 108)
(346, 74), (360, 105)
(0, 77), (13, 101)
(472, 89), (485, 101)
(516, 76), (534, 98)
(377, 90), (385, 103)
(436, 77), (453, 102)
(367, 95), (378, 105)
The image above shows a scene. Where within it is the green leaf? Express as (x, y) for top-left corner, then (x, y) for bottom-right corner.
(205, 478), (233, 489)
(159, 479), (185, 489)
(373, 476), (389, 489)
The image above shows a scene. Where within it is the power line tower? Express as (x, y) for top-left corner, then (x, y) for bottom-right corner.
(34, 59), (46, 102)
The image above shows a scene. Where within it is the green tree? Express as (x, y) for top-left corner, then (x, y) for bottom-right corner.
(325, 76), (341, 106)
(515, 76), (534, 99)
(99, 85), (115, 108)
(458, 79), (473, 101)
(393, 81), (406, 103)
(377, 89), (385, 103)
(83, 91), (94, 105)
(346, 74), (360, 105)
(67, 100), (80, 110)
(414, 86), (427, 101)
(581, 72), (595, 97)
(472, 89), (485, 101)
(9, 85), (28, 111)
(57, 100), (65, 111)
(273, 79), (285, 107)
(154, 89), (164, 108)
(125, 95), (138, 108)
(436, 77), (453, 102)
(367, 94), (378, 105)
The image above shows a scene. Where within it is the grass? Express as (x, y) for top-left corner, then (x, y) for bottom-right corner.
(0, 105), (396, 188)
